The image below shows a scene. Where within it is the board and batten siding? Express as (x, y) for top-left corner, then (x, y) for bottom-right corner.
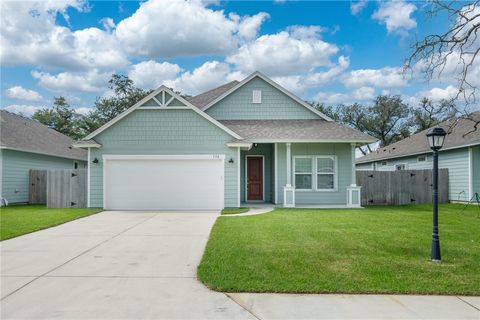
(1, 149), (83, 203)
(240, 144), (274, 203)
(89, 109), (239, 208)
(276, 143), (353, 205)
(205, 77), (320, 120)
(357, 147), (474, 202)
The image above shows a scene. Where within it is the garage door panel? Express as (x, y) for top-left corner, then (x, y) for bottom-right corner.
(104, 158), (224, 210)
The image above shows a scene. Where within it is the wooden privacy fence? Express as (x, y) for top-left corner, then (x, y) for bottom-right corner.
(356, 169), (449, 206)
(29, 169), (87, 208)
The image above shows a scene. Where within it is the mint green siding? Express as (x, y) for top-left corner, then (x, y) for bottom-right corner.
(205, 78), (320, 120)
(1, 149), (83, 203)
(276, 143), (353, 205)
(472, 146), (480, 198)
(89, 109), (239, 208)
(356, 162), (373, 170)
(359, 147), (476, 202)
(240, 144), (274, 203)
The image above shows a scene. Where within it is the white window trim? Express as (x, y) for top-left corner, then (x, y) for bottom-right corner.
(293, 155), (338, 192)
(293, 156), (314, 191)
(395, 163), (408, 170)
(316, 155), (338, 192)
(417, 155), (427, 162)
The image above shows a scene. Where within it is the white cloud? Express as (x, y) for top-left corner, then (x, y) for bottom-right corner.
(32, 69), (110, 92)
(0, 1), (128, 71)
(372, 0), (417, 35)
(342, 67), (407, 89)
(100, 17), (115, 31)
(229, 12), (270, 42)
(314, 92), (351, 105)
(6, 86), (42, 101)
(164, 61), (241, 95)
(75, 107), (93, 115)
(350, 0), (367, 15)
(352, 86), (375, 100)
(128, 60), (182, 90)
(227, 25), (338, 76)
(116, 0), (242, 58)
(417, 85), (459, 102)
(3, 105), (43, 116)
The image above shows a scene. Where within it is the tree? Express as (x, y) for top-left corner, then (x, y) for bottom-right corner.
(79, 74), (152, 133)
(317, 95), (411, 155)
(405, 1), (479, 105)
(32, 97), (83, 140)
(410, 97), (457, 133)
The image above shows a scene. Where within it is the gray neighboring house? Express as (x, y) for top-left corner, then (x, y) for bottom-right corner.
(0, 110), (87, 204)
(356, 111), (480, 202)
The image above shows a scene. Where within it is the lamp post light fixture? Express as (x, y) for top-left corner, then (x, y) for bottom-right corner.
(426, 127), (447, 262)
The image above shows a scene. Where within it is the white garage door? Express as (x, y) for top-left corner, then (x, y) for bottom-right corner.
(104, 155), (224, 210)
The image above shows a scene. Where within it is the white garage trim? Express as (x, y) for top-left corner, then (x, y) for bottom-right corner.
(102, 154), (225, 160)
(102, 154), (225, 210)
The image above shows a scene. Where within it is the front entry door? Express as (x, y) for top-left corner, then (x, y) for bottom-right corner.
(247, 156), (263, 201)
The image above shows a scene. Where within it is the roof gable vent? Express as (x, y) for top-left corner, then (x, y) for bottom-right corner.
(252, 90), (262, 104)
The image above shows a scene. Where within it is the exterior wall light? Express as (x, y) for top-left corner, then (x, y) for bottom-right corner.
(92, 158), (99, 164)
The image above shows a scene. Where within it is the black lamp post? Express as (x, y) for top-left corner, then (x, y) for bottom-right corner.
(426, 127), (447, 262)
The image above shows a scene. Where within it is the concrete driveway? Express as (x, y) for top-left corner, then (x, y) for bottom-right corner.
(1, 211), (255, 319)
(1, 211), (479, 320)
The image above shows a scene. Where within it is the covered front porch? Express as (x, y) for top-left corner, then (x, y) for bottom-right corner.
(238, 142), (362, 208)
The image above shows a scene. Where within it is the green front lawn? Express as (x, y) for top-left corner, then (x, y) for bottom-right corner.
(221, 207), (250, 215)
(198, 204), (480, 295)
(0, 205), (101, 240)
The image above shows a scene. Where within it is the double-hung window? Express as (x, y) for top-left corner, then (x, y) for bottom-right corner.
(293, 156), (337, 191)
(294, 157), (313, 190)
(316, 156), (336, 190)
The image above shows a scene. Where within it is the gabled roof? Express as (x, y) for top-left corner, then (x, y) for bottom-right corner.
(357, 111), (480, 164)
(200, 71), (333, 122)
(187, 80), (239, 109)
(82, 85), (242, 142)
(0, 110), (87, 160)
(221, 120), (375, 143)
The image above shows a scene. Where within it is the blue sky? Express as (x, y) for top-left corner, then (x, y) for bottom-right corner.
(1, 0), (470, 116)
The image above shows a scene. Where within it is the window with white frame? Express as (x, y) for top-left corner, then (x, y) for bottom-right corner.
(252, 90), (262, 103)
(294, 157), (313, 190)
(316, 156), (336, 190)
(417, 155), (427, 162)
(293, 156), (337, 191)
(395, 163), (406, 170)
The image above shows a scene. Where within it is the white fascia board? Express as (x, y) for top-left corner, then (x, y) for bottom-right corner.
(84, 85), (243, 141)
(201, 71), (333, 122)
(249, 139), (376, 144)
(356, 141), (480, 164)
(226, 142), (253, 148)
(102, 154), (226, 160)
(0, 146), (87, 161)
(71, 143), (102, 149)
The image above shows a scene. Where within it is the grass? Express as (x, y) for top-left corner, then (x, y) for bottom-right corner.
(0, 205), (102, 240)
(198, 204), (480, 295)
(221, 207), (250, 215)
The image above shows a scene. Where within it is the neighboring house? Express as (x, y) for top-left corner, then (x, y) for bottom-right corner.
(356, 112), (480, 203)
(0, 110), (87, 204)
(73, 72), (374, 210)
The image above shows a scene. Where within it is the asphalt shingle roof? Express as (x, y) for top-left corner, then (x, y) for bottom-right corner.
(220, 120), (375, 143)
(357, 111), (480, 163)
(0, 110), (87, 160)
(187, 80), (239, 110)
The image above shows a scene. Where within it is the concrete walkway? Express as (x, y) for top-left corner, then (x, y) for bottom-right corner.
(1, 211), (478, 319)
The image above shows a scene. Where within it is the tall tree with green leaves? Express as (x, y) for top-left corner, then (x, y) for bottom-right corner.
(78, 74), (152, 134)
(32, 97), (83, 140)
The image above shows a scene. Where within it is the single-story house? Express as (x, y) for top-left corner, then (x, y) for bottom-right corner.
(73, 71), (375, 210)
(356, 112), (480, 202)
(0, 110), (87, 204)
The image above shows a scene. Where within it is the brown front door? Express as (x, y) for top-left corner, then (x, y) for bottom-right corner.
(247, 156), (263, 201)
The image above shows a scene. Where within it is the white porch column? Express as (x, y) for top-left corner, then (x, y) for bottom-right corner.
(284, 143), (295, 207)
(286, 142), (292, 186)
(351, 143), (356, 186)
